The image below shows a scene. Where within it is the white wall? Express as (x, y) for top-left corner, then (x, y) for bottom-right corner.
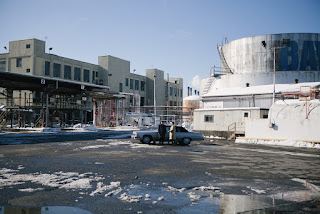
(245, 100), (320, 142)
(194, 108), (267, 132)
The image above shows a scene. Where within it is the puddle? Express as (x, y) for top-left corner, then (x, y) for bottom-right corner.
(0, 206), (92, 214)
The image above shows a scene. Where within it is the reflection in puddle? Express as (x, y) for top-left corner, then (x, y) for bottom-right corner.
(0, 206), (92, 214)
(178, 190), (320, 214)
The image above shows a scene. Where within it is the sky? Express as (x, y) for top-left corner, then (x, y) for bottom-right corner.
(1, 0), (319, 97)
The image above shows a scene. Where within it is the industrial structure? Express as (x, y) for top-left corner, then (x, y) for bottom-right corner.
(194, 33), (320, 138)
(0, 38), (183, 129)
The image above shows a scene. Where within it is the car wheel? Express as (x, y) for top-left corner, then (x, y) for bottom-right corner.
(182, 137), (191, 145)
(142, 135), (152, 144)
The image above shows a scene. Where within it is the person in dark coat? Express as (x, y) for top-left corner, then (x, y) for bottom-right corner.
(158, 121), (167, 144)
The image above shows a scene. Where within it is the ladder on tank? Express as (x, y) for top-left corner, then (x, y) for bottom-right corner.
(217, 44), (234, 74)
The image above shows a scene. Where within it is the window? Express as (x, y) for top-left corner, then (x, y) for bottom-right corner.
(180, 89), (183, 97)
(130, 79), (133, 89)
(176, 127), (188, 133)
(26, 68), (30, 73)
(140, 97), (145, 106)
(204, 115), (214, 122)
(45, 61), (50, 76)
(26, 44), (31, 49)
(53, 63), (61, 77)
(135, 79), (139, 90)
(244, 112), (249, 118)
(174, 88), (177, 96)
(92, 71), (96, 82)
(64, 65), (71, 79)
(125, 78), (129, 86)
(119, 83), (123, 92)
(0, 61), (6, 71)
(170, 87), (173, 96)
(74, 67), (81, 81)
(83, 69), (89, 82)
(16, 58), (22, 67)
(96, 71), (99, 78)
(141, 81), (145, 91)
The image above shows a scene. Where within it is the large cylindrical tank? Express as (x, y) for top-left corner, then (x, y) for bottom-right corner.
(216, 33), (320, 89)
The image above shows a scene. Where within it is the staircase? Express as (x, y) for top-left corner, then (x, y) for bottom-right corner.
(217, 45), (233, 74)
(35, 110), (46, 128)
(0, 111), (7, 128)
(202, 77), (215, 95)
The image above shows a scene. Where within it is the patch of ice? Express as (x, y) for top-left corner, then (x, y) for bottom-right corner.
(118, 192), (143, 203)
(188, 192), (201, 201)
(192, 186), (221, 192)
(105, 187), (123, 197)
(18, 188), (44, 192)
(246, 186), (266, 194)
(94, 162), (104, 165)
(0, 168), (104, 190)
(130, 144), (162, 149)
(90, 181), (121, 196)
(108, 141), (131, 146)
(60, 179), (92, 189)
(167, 186), (186, 193)
(17, 165), (25, 170)
(157, 196), (165, 201)
(205, 135), (225, 139)
(77, 145), (111, 150)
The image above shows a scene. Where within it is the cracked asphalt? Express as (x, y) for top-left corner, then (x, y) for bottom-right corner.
(0, 132), (320, 213)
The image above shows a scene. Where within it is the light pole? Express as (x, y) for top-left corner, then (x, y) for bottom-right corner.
(154, 74), (157, 118)
(271, 46), (285, 104)
(133, 69), (136, 112)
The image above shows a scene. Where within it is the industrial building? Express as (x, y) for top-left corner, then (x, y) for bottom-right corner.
(194, 33), (320, 138)
(0, 38), (183, 129)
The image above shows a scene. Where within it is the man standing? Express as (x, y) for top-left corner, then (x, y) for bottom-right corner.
(158, 121), (166, 145)
(169, 121), (176, 145)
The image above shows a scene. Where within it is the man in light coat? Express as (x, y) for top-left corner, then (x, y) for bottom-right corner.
(169, 121), (176, 145)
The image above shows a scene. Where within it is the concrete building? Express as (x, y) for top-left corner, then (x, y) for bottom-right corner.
(0, 38), (183, 128)
(195, 33), (320, 137)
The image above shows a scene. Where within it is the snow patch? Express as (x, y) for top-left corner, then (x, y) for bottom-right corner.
(77, 145), (111, 150)
(205, 135), (225, 139)
(0, 168), (103, 190)
(246, 186), (266, 194)
(118, 192), (143, 203)
(90, 181), (121, 196)
(236, 138), (320, 150)
(18, 188), (44, 192)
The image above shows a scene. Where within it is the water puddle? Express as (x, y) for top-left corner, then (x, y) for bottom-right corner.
(0, 206), (92, 214)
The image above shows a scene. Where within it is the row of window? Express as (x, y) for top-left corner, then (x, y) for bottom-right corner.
(125, 78), (145, 91)
(167, 86), (183, 98)
(204, 112), (253, 123)
(45, 61), (98, 83)
(169, 101), (183, 106)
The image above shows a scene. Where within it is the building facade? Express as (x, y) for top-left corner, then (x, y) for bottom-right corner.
(0, 38), (183, 128)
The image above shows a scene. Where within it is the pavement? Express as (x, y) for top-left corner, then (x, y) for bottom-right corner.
(0, 132), (320, 213)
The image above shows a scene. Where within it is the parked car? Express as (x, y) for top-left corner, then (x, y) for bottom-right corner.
(131, 126), (204, 145)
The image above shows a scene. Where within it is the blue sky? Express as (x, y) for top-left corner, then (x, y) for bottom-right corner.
(1, 0), (319, 97)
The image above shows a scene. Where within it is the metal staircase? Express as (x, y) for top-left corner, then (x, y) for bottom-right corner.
(217, 45), (233, 74)
(202, 77), (215, 95)
(0, 111), (7, 128)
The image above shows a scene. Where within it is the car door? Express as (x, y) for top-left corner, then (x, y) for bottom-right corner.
(164, 126), (170, 141)
(175, 126), (189, 142)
